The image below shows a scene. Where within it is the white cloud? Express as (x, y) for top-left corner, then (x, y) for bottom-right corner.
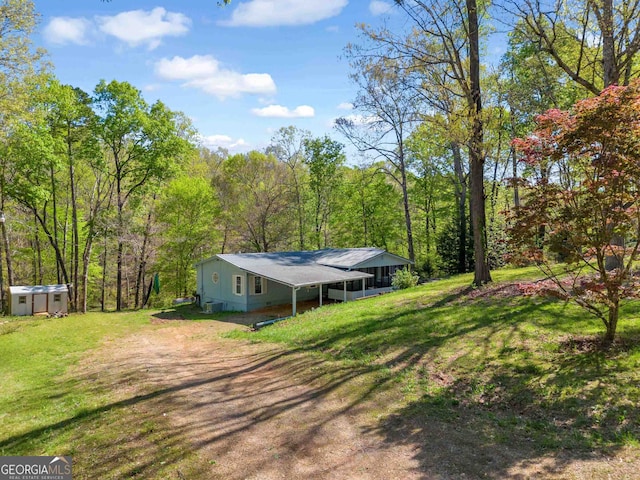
(155, 55), (219, 81)
(96, 7), (191, 50)
(337, 102), (354, 110)
(222, 0), (348, 27)
(200, 134), (248, 151)
(155, 55), (276, 100)
(251, 104), (315, 118)
(369, 0), (393, 16)
(43, 17), (92, 46)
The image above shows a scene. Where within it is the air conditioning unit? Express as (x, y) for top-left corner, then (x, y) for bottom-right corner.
(204, 301), (223, 313)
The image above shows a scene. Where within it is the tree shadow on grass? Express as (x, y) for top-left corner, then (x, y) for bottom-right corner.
(365, 330), (640, 479)
(3, 285), (639, 479)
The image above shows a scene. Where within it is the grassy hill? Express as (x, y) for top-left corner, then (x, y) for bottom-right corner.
(1, 266), (639, 478)
(228, 267), (640, 453)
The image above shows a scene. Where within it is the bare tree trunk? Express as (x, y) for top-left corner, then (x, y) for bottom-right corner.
(117, 240), (124, 310)
(68, 130), (79, 312)
(33, 210), (71, 287)
(601, 0), (618, 88)
(116, 174), (124, 311)
(452, 142), (468, 273)
(50, 163), (61, 285)
(34, 213), (43, 285)
(135, 195), (155, 309)
(101, 235), (108, 312)
(1, 217), (12, 286)
(0, 235), (4, 313)
(81, 240), (92, 313)
(467, 0), (491, 286)
(605, 294), (619, 345)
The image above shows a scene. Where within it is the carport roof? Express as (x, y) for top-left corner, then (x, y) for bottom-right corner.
(214, 251), (373, 288)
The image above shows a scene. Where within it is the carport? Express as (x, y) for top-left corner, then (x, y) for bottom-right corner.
(221, 259), (373, 316)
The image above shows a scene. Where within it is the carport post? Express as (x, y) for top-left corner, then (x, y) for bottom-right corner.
(343, 281), (347, 302)
(292, 287), (299, 316)
(362, 279), (365, 299)
(319, 286), (322, 307)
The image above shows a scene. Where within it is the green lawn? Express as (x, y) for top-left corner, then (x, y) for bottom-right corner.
(0, 310), (211, 479)
(228, 267), (640, 453)
(2, 267), (640, 478)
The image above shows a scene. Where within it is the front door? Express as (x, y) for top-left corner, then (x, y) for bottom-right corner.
(33, 294), (47, 314)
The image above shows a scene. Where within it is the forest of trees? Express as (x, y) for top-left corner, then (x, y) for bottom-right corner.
(1, 0), (639, 314)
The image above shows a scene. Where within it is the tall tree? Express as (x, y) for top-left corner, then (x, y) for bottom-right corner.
(303, 136), (345, 249)
(45, 81), (98, 311)
(336, 54), (419, 262)
(357, 0), (492, 283)
(505, 0), (640, 94)
(331, 164), (405, 253)
(4, 96), (72, 290)
(267, 126), (311, 250)
(92, 80), (192, 310)
(156, 175), (219, 298)
(0, 0), (45, 304)
(510, 80), (640, 343)
(214, 151), (294, 252)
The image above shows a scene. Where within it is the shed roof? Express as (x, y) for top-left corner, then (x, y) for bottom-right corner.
(9, 285), (68, 295)
(216, 252), (372, 288)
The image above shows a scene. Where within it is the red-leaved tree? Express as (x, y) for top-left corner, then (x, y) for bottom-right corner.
(509, 80), (640, 344)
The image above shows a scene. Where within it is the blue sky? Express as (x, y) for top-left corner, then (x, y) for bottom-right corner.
(33, 0), (398, 155)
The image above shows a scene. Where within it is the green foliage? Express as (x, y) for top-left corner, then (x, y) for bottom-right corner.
(510, 80), (640, 342)
(230, 267), (640, 453)
(215, 150), (295, 252)
(303, 136), (345, 249)
(391, 267), (419, 289)
(436, 220), (473, 275)
(330, 164), (405, 252)
(156, 175), (218, 297)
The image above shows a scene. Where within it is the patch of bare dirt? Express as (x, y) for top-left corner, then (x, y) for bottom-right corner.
(69, 319), (640, 479)
(557, 334), (640, 354)
(150, 311), (187, 323)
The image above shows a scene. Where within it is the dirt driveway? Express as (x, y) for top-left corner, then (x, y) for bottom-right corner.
(77, 318), (426, 479)
(73, 317), (637, 480)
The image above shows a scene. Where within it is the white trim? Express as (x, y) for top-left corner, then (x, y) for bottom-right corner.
(250, 276), (267, 295)
(232, 274), (244, 296)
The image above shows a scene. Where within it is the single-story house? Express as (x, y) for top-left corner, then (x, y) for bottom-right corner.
(195, 248), (412, 315)
(8, 284), (69, 316)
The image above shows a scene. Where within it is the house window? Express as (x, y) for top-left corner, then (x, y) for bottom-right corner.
(53, 294), (61, 302)
(251, 276), (266, 295)
(18, 296), (26, 305)
(233, 275), (244, 296)
(212, 272), (219, 284)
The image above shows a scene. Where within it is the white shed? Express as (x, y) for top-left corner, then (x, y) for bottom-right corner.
(8, 285), (69, 316)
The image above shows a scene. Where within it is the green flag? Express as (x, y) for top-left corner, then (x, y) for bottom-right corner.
(153, 273), (160, 295)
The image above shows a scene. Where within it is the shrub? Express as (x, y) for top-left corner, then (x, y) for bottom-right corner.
(392, 267), (419, 290)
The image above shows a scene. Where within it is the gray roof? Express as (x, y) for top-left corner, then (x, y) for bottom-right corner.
(315, 248), (412, 268)
(216, 251), (373, 288)
(9, 285), (68, 295)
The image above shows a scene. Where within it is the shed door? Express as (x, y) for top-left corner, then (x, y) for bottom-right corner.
(33, 294), (47, 314)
